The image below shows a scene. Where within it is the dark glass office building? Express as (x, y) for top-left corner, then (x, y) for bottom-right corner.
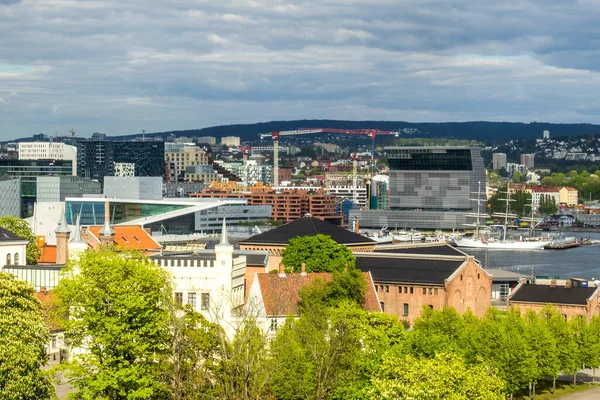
(77, 140), (165, 184)
(351, 147), (486, 230)
(0, 160), (73, 217)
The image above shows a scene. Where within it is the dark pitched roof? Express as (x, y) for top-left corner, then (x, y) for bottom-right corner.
(376, 244), (465, 257)
(255, 271), (381, 316)
(356, 255), (465, 285)
(510, 284), (597, 305)
(234, 251), (269, 267)
(0, 227), (26, 242)
(240, 216), (376, 246)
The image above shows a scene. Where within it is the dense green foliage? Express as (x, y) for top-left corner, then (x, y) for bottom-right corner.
(48, 245), (600, 399)
(281, 234), (356, 273)
(0, 272), (54, 399)
(541, 170), (600, 203)
(539, 194), (559, 215)
(55, 249), (173, 399)
(488, 185), (532, 217)
(0, 216), (41, 265)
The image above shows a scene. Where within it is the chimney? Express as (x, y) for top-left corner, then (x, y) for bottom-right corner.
(301, 263), (307, 276)
(565, 280), (572, 288)
(98, 200), (115, 245)
(55, 208), (71, 265)
(278, 263), (286, 278)
(550, 279), (557, 287)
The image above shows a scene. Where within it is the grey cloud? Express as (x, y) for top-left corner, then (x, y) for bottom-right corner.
(1, 0), (600, 139)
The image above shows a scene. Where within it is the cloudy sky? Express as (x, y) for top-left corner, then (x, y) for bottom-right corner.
(1, 0), (600, 140)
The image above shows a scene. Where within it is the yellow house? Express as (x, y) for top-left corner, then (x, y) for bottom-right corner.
(559, 187), (578, 206)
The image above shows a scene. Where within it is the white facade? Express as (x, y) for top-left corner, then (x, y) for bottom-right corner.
(492, 153), (507, 170)
(19, 142), (77, 175)
(151, 227), (245, 336)
(0, 235), (28, 268)
(532, 190), (560, 208)
(221, 136), (241, 146)
(114, 162), (135, 177)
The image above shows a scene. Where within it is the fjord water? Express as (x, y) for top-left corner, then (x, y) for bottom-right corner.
(465, 232), (600, 280)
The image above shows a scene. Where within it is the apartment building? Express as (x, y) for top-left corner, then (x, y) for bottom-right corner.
(492, 153), (507, 170)
(164, 143), (211, 182)
(191, 185), (341, 223)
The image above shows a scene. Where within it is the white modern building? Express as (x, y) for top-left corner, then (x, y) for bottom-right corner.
(19, 142), (77, 175)
(492, 153), (507, 170)
(0, 227), (28, 268)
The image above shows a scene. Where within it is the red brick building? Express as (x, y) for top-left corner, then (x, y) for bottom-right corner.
(354, 245), (492, 326)
(507, 280), (600, 321)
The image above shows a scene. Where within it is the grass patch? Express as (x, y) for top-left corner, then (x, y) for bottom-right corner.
(514, 379), (599, 399)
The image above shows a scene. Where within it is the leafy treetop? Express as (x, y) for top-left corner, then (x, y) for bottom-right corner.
(281, 234), (356, 273)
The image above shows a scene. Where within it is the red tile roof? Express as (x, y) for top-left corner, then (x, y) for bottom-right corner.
(255, 271), (381, 316)
(38, 245), (57, 264)
(88, 226), (161, 252)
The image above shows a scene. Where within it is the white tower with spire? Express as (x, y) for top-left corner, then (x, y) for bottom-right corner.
(213, 218), (234, 323)
(68, 213), (88, 261)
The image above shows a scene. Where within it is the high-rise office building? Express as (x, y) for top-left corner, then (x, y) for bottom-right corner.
(492, 153), (507, 170)
(543, 130), (550, 139)
(520, 154), (535, 169)
(0, 160), (73, 217)
(77, 140), (165, 184)
(350, 146), (486, 230)
(19, 142), (77, 175)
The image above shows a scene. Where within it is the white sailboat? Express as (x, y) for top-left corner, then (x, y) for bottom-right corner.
(455, 183), (550, 250)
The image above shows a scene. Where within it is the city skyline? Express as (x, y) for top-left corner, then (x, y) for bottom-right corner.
(1, 0), (600, 139)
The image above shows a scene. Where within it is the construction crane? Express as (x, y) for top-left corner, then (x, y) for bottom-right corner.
(259, 128), (399, 190)
(352, 152), (358, 206)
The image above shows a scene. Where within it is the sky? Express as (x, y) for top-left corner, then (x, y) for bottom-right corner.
(1, 0), (600, 140)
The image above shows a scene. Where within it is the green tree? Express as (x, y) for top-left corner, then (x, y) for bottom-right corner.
(540, 305), (579, 393)
(270, 302), (360, 400)
(410, 306), (468, 358)
(580, 315), (600, 383)
(0, 216), (41, 265)
(281, 234), (356, 273)
(512, 170), (526, 184)
(0, 272), (54, 399)
(539, 194), (558, 215)
(524, 310), (560, 397)
(368, 352), (504, 400)
(166, 306), (222, 399)
(55, 249), (172, 399)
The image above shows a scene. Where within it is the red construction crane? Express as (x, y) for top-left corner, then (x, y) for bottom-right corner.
(259, 128), (400, 190)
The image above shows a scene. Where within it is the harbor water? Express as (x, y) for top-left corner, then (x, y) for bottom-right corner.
(465, 232), (600, 280)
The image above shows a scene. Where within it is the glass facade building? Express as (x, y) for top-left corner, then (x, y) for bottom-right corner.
(351, 147), (486, 230)
(65, 200), (190, 225)
(77, 140), (165, 184)
(0, 159), (73, 217)
(37, 176), (102, 203)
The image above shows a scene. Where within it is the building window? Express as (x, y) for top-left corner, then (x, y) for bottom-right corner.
(380, 285), (384, 292)
(380, 302), (385, 312)
(404, 287), (408, 294)
(403, 303), (409, 316)
(188, 292), (197, 309)
(385, 285), (389, 293)
(410, 287), (414, 294)
(434, 288), (439, 295)
(428, 288), (433, 295)
(13, 253), (18, 265)
(174, 292), (183, 307)
(5, 253), (10, 266)
(270, 318), (278, 331)
(398, 286), (402, 293)
(422, 288), (427, 295)
(429, 304), (434, 310)
(51, 336), (57, 349)
(201, 293), (210, 311)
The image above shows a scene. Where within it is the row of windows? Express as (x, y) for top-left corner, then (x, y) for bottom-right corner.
(5, 253), (20, 266)
(375, 284), (439, 296)
(174, 292), (210, 311)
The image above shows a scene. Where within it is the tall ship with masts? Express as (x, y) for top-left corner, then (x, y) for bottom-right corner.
(455, 183), (551, 250)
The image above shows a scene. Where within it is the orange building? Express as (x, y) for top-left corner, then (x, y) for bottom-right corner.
(191, 184), (341, 223)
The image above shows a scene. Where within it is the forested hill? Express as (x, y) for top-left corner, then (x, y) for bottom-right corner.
(117, 120), (600, 142)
